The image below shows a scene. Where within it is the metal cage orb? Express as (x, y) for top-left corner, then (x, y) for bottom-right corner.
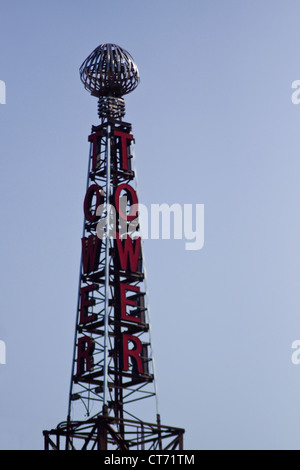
(79, 43), (140, 98)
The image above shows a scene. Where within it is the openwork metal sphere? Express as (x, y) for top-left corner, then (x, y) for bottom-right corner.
(79, 43), (140, 98)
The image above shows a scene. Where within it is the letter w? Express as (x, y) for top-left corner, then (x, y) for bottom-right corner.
(81, 235), (102, 274)
(116, 234), (141, 272)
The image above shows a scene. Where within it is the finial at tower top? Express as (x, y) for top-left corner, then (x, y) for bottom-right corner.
(79, 43), (140, 121)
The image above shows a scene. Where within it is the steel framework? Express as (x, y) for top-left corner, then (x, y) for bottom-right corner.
(43, 43), (184, 451)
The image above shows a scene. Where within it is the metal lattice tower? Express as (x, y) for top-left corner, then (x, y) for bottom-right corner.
(43, 43), (184, 451)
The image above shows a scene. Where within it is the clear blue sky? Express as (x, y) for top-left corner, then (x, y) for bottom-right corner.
(1, 0), (300, 450)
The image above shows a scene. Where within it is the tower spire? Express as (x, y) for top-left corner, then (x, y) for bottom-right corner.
(79, 43), (139, 121)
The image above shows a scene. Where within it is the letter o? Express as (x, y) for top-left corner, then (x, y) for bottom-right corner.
(84, 184), (104, 222)
(114, 183), (138, 221)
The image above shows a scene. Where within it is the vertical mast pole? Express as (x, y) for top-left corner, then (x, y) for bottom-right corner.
(103, 124), (111, 409)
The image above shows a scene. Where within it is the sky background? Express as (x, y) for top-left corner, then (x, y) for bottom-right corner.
(1, 0), (300, 450)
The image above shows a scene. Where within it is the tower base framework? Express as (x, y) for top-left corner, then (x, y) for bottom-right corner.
(43, 412), (184, 451)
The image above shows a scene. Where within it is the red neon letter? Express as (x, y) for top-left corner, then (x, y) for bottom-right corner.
(79, 284), (97, 324)
(122, 333), (144, 374)
(120, 283), (141, 323)
(116, 234), (141, 272)
(113, 130), (134, 170)
(81, 235), (102, 274)
(88, 130), (102, 171)
(114, 183), (138, 221)
(83, 184), (104, 222)
(77, 336), (94, 375)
